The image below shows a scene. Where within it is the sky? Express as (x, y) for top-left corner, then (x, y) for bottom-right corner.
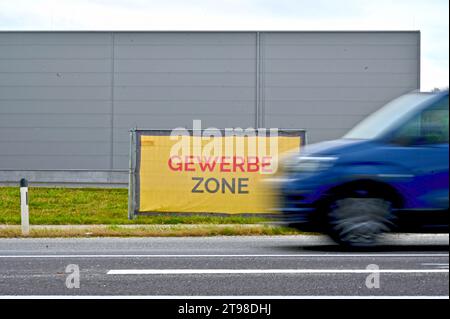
(0, 0), (448, 91)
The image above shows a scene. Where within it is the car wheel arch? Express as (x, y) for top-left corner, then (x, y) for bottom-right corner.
(317, 179), (404, 211)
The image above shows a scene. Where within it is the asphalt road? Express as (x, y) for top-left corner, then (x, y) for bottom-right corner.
(0, 234), (448, 297)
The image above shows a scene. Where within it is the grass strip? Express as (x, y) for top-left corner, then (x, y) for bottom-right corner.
(0, 187), (271, 225)
(0, 224), (303, 238)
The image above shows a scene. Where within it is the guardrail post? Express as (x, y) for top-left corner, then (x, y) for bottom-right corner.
(20, 178), (30, 236)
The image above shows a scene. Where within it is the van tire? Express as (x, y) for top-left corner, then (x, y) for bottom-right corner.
(327, 197), (393, 247)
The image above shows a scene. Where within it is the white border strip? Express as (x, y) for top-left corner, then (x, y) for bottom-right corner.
(0, 296), (448, 300)
(107, 269), (449, 275)
(0, 254), (448, 258)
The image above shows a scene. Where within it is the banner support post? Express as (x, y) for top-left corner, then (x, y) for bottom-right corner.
(128, 129), (137, 220)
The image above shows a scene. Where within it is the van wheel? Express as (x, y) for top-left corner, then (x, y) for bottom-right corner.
(327, 197), (393, 247)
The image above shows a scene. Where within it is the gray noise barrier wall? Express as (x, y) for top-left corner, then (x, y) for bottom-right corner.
(0, 31), (420, 186)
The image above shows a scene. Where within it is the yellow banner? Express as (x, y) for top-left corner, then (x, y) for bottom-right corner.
(138, 135), (301, 214)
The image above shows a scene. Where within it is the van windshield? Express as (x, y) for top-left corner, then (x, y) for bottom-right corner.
(343, 93), (433, 140)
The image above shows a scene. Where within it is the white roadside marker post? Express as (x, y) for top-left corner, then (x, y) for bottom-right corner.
(20, 178), (29, 236)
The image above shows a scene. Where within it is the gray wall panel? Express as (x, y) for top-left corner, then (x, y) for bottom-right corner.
(261, 32), (419, 143)
(115, 45), (255, 59)
(0, 46), (112, 59)
(114, 73), (254, 86)
(0, 114), (111, 128)
(263, 32), (419, 45)
(0, 141), (110, 156)
(0, 128), (110, 142)
(265, 101), (382, 115)
(264, 59), (417, 73)
(0, 101), (111, 114)
(266, 114), (367, 129)
(0, 59), (111, 73)
(264, 73), (418, 88)
(0, 156), (110, 170)
(114, 86), (254, 101)
(265, 45), (418, 59)
(113, 155), (129, 170)
(0, 31), (419, 172)
(111, 32), (257, 169)
(265, 87), (414, 101)
(114, 59), (254, 73)
(0, 32), (111, 45)
(114, 114), (255, 131)
(0, 86), (110, 100)
(113, 32), (255, 44)
(114, 101), (255, 115)
(0, 32), (113, 170)
(0, 73), (111, 86)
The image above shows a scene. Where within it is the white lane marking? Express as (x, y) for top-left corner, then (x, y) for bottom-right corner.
(0, 253), (448, 258)
(0, 296), (448, 300)
(421, 263), (449, 269)
(107, 269), (449, 275)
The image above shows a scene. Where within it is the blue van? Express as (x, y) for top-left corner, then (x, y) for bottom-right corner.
(275, 90), (449, 247)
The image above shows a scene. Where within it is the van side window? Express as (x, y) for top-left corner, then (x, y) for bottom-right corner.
(391, 95), (449, 145)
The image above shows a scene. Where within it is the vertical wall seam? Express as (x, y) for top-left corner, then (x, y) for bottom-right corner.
(417, 31), (421, 91)
(110, 32), (115, 170)
(259, 32), (264, 128)
(255, 32), (260, 128)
